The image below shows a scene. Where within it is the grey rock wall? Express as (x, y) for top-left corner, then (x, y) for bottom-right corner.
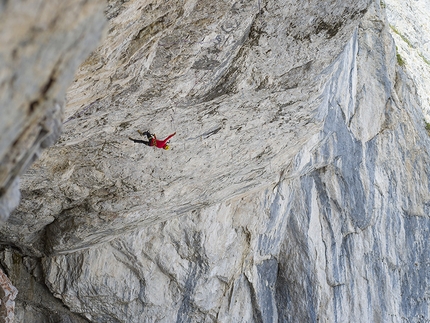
(0, 248), (90, 323)
(1, 0), (430, 322)
(0, 0), (107, 220)
(385, 0), (430, 119)
(3, 0), (370, 254)
(0, 268), (17, 323)
(0, 0), (106, 321)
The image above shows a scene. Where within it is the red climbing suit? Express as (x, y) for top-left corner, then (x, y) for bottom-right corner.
(150, 132), (176, 148)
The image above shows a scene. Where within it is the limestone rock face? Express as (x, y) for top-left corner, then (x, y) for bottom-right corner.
(385, 0), (430, 119)
(0, 0), (107, 220)
(0, 248), (90, 323)
(1, 0), (430, 322)
(5, 0), (371, 254)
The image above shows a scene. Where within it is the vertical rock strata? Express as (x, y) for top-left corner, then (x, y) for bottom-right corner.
(1, 0), (430, 322)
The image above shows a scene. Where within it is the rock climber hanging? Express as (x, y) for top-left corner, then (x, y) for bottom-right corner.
(129, 130), (176, 150)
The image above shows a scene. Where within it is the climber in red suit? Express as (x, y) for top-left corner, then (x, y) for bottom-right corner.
(129, 131), (176, 150)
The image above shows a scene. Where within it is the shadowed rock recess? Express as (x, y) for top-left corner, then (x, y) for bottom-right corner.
(1, 0), (430, 322)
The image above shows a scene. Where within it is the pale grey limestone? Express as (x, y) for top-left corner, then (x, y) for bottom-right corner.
(0, 0), (107, 221)
(1, 0), (430, 322)
(0, 0), (107, 321)
(0, 248), (90, 323)
(385, 0), (430, 120)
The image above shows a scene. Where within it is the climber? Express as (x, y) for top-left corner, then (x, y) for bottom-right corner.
(129, 130), (176, 150)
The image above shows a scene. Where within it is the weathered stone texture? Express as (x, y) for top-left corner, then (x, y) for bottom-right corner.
(0, 248), (90, 323)
(385, 0), (430, 120)
(1, 0), (430, 322)
(4, 0), (371, 254)
(0, 0), (107, 220)
(0, 268), (17, 323)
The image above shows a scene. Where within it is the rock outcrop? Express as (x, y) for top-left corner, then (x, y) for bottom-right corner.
(385, 0), (430, 120)
(0, 0), (107, 220)
(1, 0), (430, 322)
(0, 268), (17, 323)
(0, 0), (106, 320)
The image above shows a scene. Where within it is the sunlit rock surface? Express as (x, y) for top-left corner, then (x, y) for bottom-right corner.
(385, 0), (430, 120)
(6, 0), (371, 254)
(0, 0), (106, 220)
(0, 0), (106, 320)
(1, 0), (430, 322)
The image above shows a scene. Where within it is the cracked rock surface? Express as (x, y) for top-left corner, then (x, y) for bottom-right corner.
(0, 0), (107, 220)
(1, 0), (430, 322)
